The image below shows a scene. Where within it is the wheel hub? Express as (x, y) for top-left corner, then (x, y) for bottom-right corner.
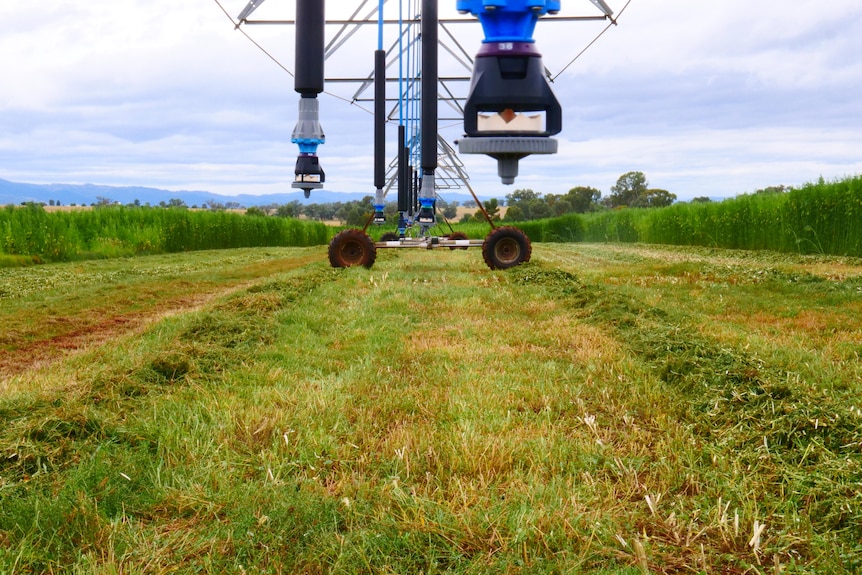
(495, 238), (521, 263)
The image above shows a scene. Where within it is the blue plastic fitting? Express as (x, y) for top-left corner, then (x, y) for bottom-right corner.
(417, 197), (436, 226)
(456, 0), (561, 43)
(373, 204), (386, 224)
(291, 138), (325, 155)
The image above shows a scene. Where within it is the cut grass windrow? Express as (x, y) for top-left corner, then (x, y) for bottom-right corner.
(0, 248), (326, 379)
(1, 244), (860, 573)
(512, 249), (862, 572)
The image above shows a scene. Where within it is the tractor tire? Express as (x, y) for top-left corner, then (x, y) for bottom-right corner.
(482, 226), (531, 270)
(329, 229), (377, 268)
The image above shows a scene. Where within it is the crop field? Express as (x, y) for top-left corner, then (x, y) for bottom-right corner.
(1, 244), (861, 573)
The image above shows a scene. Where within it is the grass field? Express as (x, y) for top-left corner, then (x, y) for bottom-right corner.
(1, 244), (860, 573)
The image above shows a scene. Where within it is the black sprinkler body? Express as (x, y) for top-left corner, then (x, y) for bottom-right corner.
(291, 0), (326, 196)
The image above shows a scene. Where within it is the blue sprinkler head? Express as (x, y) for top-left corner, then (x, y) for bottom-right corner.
(291, 97), (325, 197)
(456, 0), (561, 43)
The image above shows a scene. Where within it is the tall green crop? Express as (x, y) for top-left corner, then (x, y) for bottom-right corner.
(496, 175), (862, 257)
(0, 206), (330, 264)
(575, 175), (862, 256)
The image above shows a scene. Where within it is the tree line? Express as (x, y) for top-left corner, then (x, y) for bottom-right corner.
(28, 171), (681, 226)
(462, 171), (680, 223)
(267, 171), (680, 226)
(246, 171), (680, 226)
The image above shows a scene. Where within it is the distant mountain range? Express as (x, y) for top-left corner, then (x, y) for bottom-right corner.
(0, 178), (489, 208)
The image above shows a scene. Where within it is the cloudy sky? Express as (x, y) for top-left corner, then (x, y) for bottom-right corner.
(1, 0), (860, 202)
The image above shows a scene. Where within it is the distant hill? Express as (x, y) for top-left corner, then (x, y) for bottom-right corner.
(0, 178), (492, 208)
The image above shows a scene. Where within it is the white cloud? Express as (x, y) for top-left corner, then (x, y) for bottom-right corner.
(1, 0), (860, 201)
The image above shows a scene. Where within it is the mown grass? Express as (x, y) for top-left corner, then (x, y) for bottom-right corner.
(0, 247), (326, 379)
(1, 244), (860, 573)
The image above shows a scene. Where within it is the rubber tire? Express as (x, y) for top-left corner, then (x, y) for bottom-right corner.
(380, 232), (399, 242)
(482, 227), (532, 270)
(447, 231), (469, 250)
(329, 229), (377, 268)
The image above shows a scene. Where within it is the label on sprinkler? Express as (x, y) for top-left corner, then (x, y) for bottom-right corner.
(296, 175), (321, 183)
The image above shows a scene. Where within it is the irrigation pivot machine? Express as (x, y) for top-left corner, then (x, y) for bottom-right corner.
(231, 0), (618, 269)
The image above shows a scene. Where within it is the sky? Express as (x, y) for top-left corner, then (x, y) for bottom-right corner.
(1, 0), (861, 202)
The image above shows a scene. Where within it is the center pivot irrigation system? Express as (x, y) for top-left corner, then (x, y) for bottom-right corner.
(230, 0), (620, 269)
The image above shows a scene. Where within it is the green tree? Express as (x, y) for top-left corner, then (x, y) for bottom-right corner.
(634, 189), (676, 208)
(504, 205), (524, 222)
(482, 198), (501, 221)
(246, 206), (266, 217)
(528, 199), (551, 220)
(384, 201), (399, 224)
(441, 200), (458, 220)
(606, 172), (648, 208)
(755, 185), (789, 195)
(305, 203), (339, 221)
(276, 201), (303, 218)
(336, 196), (375, 226)
(565, 186), (602, 213)
(553, 199), (573, 216)
(505, 189), (543, 220)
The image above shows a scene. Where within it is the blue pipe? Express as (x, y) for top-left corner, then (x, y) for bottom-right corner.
(398, 0), (404, 126)
(378, 0), (384, 50)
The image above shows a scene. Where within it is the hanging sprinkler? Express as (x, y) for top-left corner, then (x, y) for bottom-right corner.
(456, 0), (562, 184)
(291, 0), (326, 198)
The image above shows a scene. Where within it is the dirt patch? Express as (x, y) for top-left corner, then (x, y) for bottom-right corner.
(0, 253), (323, 381)
(1, 304), (192, 379)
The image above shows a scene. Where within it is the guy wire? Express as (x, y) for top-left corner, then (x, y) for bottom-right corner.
(213, 0), (375, 115)
(552, 0), (634, 82)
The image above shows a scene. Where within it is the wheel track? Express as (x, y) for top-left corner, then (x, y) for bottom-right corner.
(0, 253), (324, 381)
